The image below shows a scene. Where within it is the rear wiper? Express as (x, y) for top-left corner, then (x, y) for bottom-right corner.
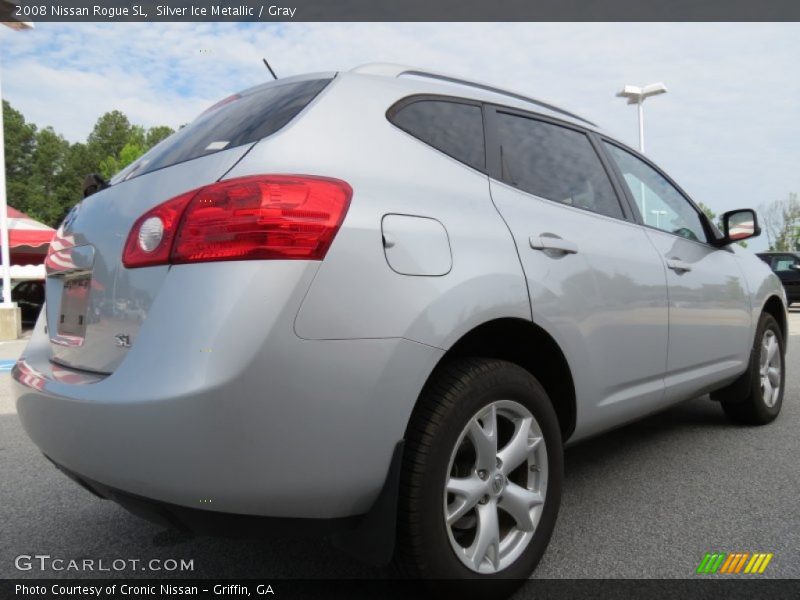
(82, 173), (110, 198)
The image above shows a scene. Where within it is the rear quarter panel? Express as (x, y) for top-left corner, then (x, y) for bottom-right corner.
(224, 73), (532, 349)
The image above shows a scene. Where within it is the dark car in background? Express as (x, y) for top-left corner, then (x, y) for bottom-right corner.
(757, 252), (800, 305)
(0, 280), (46, 326)
(15, 280), (45, 325)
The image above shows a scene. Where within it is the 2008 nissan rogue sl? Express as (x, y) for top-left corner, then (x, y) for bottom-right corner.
(13, 63), (787, 580)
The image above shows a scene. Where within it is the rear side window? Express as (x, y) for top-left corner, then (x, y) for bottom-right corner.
(389, 100), (485, 171)
(495, 112), (623, 219)
(119, 78), (332, 181)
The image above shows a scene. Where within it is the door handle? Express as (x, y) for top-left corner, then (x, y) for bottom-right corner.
(529, 235), (578, 255)
(666, 258), (692, 273)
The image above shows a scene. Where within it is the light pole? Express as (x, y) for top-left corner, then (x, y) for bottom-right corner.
(616, 82), (668, 153)
(0, 3), (33, 340)
(616, 82), (667, 225)
(650, 209), (667, 228)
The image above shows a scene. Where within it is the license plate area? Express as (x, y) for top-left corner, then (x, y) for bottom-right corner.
(57, 274), (91, 340)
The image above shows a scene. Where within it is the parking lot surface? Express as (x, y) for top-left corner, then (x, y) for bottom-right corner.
(2, 313), (799, 580)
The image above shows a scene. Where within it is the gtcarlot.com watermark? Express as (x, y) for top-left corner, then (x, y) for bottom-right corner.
(15, 554), (194, 573)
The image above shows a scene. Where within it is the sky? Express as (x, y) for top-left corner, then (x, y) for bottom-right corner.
(1, 22), (798, 251)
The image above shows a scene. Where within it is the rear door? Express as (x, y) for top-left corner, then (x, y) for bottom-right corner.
(601, 141), (752, 399)
(485, 107), (670, 436)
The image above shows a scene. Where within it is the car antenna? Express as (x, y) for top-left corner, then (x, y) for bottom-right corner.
(262, 58), (278, 80)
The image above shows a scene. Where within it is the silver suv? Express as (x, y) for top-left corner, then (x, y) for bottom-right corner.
(14, 63), (786, 580)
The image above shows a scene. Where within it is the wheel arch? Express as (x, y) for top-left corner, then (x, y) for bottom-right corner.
(762, 294), (787, 342)
(412, 317), (577, 442)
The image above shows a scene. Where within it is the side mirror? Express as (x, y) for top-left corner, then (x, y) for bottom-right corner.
(717, 208), (761, 246)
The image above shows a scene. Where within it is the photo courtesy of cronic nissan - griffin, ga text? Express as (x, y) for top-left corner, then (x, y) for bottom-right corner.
(13, 64), (787, 581)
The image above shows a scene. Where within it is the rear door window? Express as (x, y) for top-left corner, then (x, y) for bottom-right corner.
(389, 99), (485, 171)
(118, 78), (332, 181)
(494, 112), (624, 219)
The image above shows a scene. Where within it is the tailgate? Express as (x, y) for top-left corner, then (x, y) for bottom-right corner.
(45, 146), (252, 374)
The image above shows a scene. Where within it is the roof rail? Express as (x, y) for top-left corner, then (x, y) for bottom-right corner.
(350, 63), (596, 127)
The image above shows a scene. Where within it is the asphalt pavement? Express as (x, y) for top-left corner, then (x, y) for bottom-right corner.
(1, 314), (799, 581)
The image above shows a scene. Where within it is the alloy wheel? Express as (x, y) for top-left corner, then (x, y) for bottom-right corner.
(443, 399), (548, 574)
(759, 329), (782, 408)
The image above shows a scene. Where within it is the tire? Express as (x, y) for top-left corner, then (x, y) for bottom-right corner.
(714, 313), (785, 425)
(395, 358), (563, 582)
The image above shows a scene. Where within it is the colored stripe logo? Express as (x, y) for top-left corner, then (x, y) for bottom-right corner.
(697, 552), (773, 574)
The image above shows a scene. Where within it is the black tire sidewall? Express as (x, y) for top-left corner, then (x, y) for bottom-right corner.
(408, 361), (563, 580)
(749, 314), (785, 420)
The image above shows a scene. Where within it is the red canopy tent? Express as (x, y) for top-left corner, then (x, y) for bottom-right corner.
(4, 206), (56, 269)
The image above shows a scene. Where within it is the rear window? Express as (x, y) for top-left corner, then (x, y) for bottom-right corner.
(118, 78), (332, 181)
(389, 99), (485, 171)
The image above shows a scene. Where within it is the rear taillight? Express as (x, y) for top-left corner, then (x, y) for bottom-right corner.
(122, 175), (352, 268)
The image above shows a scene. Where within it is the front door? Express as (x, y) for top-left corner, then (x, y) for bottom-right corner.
(602, 141), (752, 400)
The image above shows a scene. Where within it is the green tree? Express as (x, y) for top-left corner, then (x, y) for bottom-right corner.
(2, 103), (73, 225)
(99, 141), (145, 179)
(95, 120), (174, 179)
(52, 142), (97, 224)
(146, 125), (173, 148)
(28, 127), (71, 225)
(2, 100), (37, 216)
(86, 110), (135, 163)
(2, 100), (174, 227)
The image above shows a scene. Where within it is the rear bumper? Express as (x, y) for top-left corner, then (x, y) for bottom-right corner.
(45, 455), (359, 538)
(46, 439), (406, 566)
(14, 262), (443, 520)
